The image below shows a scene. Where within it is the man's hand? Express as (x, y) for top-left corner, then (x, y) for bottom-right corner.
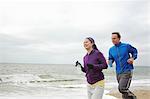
(107, 60), (113, 67)
(87, 64), (94, 69)
(127, 58), (134, 64)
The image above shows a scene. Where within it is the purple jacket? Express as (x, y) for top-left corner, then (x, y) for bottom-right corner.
(83, 49), (108, 84)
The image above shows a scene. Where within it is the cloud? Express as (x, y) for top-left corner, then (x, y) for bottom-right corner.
(0, 0), (149, 65)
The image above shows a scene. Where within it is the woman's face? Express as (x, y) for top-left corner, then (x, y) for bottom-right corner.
(84, 39), (93, 50)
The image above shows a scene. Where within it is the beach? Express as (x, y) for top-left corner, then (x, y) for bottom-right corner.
(107, 75), (150, 99)
(0, 63), (149, 99)
(108, 87), (150, 99)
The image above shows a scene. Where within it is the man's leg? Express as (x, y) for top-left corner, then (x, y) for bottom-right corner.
(118, 72), (136, 99)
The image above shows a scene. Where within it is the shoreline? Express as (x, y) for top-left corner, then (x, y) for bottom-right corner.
(0, 83), (149, 99)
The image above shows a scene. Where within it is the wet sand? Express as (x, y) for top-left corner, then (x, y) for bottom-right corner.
(108, 86), (150, 99)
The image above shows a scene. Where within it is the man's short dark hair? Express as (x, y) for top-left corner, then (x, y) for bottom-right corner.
(112, 32), (121, 39)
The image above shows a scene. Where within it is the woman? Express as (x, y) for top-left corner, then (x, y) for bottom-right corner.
(81, 37), (108, 99)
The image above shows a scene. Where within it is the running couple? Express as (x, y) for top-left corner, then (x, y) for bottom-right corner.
(76, 32), (138, 99)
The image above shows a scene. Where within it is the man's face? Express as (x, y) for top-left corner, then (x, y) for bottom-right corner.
(112, 34), (120, 45)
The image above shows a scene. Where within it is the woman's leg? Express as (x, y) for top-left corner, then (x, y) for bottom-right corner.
(92, 86), (104, 99)
(87, 85), (92, 99)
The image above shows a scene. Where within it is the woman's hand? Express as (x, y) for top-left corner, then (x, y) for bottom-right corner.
(87, 64), (94, 69)
(75, 61), (85, 72)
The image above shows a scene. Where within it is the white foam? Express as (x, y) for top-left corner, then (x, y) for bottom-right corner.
(131, 79), (150, 86)
(58, 84), (86, 88)
(0, 95), (117, 99)
(0, 74), (41, 83)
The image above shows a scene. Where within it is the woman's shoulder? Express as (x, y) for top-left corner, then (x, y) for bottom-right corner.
(83, 53), (88, 59)
(94, 49), (103, 55)
(94, 49), (100, 53)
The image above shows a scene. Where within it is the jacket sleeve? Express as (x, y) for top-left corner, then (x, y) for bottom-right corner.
(82, 57), (86, 73)
(108, 49), (114, 62)
(127, 44), (138, 60)
(93, 51), (108, 70)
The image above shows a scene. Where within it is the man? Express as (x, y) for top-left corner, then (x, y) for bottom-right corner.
(108, 32), (138, 99)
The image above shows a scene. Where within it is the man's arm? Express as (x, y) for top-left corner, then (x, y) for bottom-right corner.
(108, 49), (114, 67)
(127, 44), (138, 60)
(127, 44), (138, 64)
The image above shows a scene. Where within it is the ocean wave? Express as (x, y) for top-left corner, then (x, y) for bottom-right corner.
(57, 84), (86, 88)
(0, 74), (80, 84)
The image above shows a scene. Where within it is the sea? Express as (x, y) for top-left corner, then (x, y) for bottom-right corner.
(0, 63), (149, 99)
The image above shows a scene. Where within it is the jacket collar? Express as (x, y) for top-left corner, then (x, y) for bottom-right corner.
(87, 49), (95, 55)
(115, 42), (122, 47)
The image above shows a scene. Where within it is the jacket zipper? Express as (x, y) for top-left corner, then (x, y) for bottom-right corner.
(116, 46), (123, 73)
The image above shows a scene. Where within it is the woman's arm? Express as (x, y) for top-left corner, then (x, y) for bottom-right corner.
(93, 51), (108, 70)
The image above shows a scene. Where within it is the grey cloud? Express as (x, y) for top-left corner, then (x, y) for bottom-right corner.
(0, 0), (149, 65)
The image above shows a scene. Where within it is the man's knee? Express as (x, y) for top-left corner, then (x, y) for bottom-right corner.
(118, 85), (127, 93)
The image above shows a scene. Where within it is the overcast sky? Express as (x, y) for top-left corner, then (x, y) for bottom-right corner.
(0, 0), (149, 66)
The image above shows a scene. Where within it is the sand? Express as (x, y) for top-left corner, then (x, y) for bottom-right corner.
(108, 87), (150, 99)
